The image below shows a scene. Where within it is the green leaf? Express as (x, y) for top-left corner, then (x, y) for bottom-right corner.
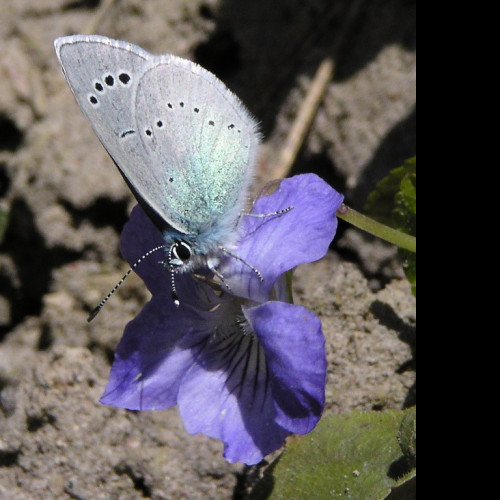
(248, 408), (416, 500)
(394, 175), (416, 233)
(365, 158), (416, 226)
(394, 165), (416, 296)
(398, 409), (416, 467)
(0, 206), (8, 245)
(365, 158), (416, 296)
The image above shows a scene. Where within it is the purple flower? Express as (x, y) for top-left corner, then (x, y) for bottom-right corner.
(100, 174), (344, 464)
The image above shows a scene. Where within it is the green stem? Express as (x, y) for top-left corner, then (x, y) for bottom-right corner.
(337, 204), (416, 253)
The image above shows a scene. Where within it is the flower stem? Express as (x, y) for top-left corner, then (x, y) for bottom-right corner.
(337, 204), (416, 253)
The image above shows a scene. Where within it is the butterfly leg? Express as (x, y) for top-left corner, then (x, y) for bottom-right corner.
(243, 205), (294, 218)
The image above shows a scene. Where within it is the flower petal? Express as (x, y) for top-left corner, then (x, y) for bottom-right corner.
(100, 279), (222, 410)
(222, 174), (344, 301)
(177, 332), (289, 464)
(120, 205), (169, 296)
(244, 301), (326, 434)
(100, 298), (188, 410)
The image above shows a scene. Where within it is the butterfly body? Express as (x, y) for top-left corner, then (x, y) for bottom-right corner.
(55, 35), (259, 272)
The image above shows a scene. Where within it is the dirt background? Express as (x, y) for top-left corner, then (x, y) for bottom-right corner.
(0, 1), (416, 499)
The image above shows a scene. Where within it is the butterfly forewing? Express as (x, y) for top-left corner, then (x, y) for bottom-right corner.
(55, 35), (259, 242)
(55, 36), (173, 223)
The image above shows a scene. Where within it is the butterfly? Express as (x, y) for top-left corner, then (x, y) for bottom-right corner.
(55, 35), (262, 308)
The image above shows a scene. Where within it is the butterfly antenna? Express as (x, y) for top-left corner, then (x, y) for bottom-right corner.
(169, 267), (181, 308)
(167, 245), (181, 308)
(219, 247), (264, 282)
(87, 244), (167, 322)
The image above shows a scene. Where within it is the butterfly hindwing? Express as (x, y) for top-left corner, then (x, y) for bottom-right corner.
(133, 59), (259, 236)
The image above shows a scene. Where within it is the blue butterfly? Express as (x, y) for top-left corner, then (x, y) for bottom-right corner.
(55, 35), (265, 311)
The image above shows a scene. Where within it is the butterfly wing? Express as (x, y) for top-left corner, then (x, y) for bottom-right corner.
(55, 35), (259, 244)
(133, 59), (260, 241)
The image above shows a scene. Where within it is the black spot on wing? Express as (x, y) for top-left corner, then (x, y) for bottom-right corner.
(120, 129), (136, 139)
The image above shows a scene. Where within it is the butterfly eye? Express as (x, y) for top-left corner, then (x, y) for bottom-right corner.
(172, 240), (192, 264)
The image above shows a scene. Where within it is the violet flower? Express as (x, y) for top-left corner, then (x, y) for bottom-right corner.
(100, 174), (344, 464)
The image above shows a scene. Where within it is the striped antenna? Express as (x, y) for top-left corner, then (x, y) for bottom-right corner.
(87, 244), (167, 322)
(168, 244), (180, 308)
